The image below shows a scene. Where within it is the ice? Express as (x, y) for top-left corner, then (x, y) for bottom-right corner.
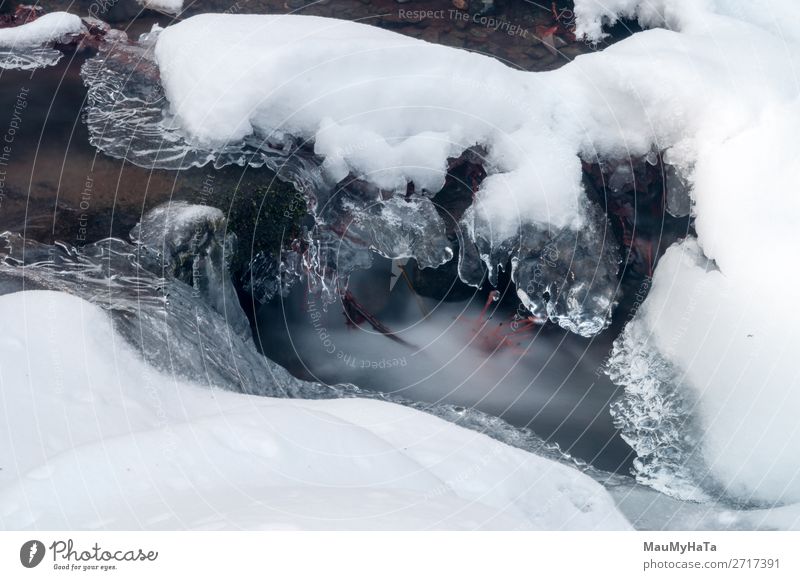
(608, 239), (800, 506)
(663, 163), (692, 218)
(0, 46), (64, 70)
(129, 201), (250, 337)
(606, 293), (712, 503)
(340, 195), (453, 269)
(303, 189), (454, 304)
(601, 472), (800, 530)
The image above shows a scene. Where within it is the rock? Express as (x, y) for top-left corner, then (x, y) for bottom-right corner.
(469, 0), (495, 16)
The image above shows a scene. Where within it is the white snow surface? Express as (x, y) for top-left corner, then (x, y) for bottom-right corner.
(153, 14), (586, 238)
(137, 0), (183, 15)
(575, 0), (800, 505)
(0, 291), (630, 530)
(152, 4), (800, 503)
(0, 12), (83, 47)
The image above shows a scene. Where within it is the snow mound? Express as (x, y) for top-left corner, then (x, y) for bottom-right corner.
(0, 12), (84, 70)
(578, 0), (800, 505)
(137, 0), (183, 15)
(0, 12), (83, 47)
(152, 14), (586, 232)
(82, 15), (621, 336)
(0, 290), (629, 530)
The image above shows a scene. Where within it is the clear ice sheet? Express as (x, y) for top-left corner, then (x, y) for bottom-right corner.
(0, 46), (63, 70)
(606, 321), (714, 503)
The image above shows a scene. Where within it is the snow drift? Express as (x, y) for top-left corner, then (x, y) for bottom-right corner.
(0, 12), (83, 47)
(572, 0), (800, 506)
(0, 11), (84, 70)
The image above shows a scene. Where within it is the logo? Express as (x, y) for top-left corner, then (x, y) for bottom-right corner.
(20, 540), (46, 568)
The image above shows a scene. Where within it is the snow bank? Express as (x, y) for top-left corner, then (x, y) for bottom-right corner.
(153, 14), (585, 236)
(149, 14), (622, 336)
(0, 290), (629, 530)
(0, 12), (83, 47)
(570, 0), (800, 505)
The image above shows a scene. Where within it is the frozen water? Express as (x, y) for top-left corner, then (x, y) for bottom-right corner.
(340, 195), (453, 269)
(607, 312), (712, 502)
(0, 46), (64, 70)
(129, 201), (250, 337)
(461, 199), (619, 337)
(663, 163), (692, 218)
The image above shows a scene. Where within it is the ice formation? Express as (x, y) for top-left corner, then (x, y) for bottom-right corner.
(0, 11), (84, 70)
(80, 16), (622, 336)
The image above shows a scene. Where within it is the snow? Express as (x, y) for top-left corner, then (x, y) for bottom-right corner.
(573, 0), (710, 41)
(574, 0), (800, 505)
(0, 12), (83, 47)
(0, 290), (630, 530)
(137, 0), (184, 15)
(153, 14), (586, 237)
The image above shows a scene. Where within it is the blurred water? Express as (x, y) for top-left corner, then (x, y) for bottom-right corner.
(256, 256), (634, 473)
